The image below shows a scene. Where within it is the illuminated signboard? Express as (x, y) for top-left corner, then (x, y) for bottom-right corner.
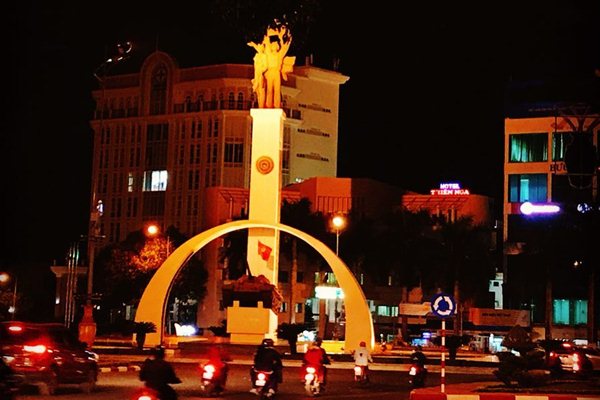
(315, 286), (344, 299)
(520, 201), (561, 215)
(430, 182), (470, 196)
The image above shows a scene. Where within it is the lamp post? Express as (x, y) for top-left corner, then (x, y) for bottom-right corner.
(146, 224), (171, 257)
(323, 214), (346, 339)
(79, 42), (132, 347)
(331, 215), (347, 256)
(0, 272), (17, 318)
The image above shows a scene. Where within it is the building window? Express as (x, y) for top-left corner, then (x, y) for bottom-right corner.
(224, 140), (244, 164)
(509, 133), (547, 163)
(280, 302), (288, 313)
(127, 173), (134, 192)
(553, 298), (587, 325)
(237, 92), (244, 110)
(150, 64), (167, 115)
(552, 132), (593, 162)
(278, 270), (289, 283)
(295, 303), (303, 313)
(296, 271), (304, 283)
(143, 170), (168, 191)
(508, 173), (547, 203)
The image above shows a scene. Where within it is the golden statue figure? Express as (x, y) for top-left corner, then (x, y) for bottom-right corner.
(248, 23), (295, 108)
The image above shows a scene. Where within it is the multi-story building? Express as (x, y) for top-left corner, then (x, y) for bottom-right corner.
(89, 50), (349, 245)
(503, 105), (600, 342)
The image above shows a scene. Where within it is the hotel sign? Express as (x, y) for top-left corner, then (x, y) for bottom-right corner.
(430, 182), (470, 196)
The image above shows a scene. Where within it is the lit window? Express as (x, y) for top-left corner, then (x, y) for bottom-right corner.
(509, 133), (547, 163)
(508, 174), (547, 203)
(128, 173), (134, 192)
(143, 170), (168, 191)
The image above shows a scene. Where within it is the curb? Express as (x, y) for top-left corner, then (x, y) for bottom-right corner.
(410, 393), (598, 399)
(99, 365), (141, 373)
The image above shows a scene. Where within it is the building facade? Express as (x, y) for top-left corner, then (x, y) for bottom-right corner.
(503, 109), (600, 342)
(89, 51), (349, 245)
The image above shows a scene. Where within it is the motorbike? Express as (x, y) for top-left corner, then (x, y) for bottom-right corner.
(408, 363), (427, 388)
(353, 365), (369, 384)
(251, 368), (276, 399)
(132, 387), (159, 400)
(199, 362), (227, 397)
(303, 365), (322, 396)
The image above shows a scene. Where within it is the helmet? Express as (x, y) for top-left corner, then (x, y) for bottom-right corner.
(314, 337), (323, 346)
(359, 341), (366, 347)
(152, 345), (166, 358)
(261, 338), (274, 347)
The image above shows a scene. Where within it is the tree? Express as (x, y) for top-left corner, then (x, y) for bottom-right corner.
(94, 227), (207, 331)
(280, 198), (327, 324)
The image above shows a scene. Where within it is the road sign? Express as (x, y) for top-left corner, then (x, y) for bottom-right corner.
(430, 293), (456, 318)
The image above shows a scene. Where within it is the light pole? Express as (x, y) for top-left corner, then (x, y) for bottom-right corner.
(79, 42), (132, 347)
(331, 215), (347, 256)
(324, 214), (346, 339)
(146, 224), (171, 257)
(0, 272), (17, 318)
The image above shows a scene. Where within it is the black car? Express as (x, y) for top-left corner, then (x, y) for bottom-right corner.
(0, 321), (98, 395)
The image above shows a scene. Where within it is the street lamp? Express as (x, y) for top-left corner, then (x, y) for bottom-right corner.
(145, 224), (171, 257)
(331, 214), (347, 256)
(79, 42), (132, 347)
(0, 272), (17, 318)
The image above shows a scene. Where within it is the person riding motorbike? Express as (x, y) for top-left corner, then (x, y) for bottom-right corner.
(139, 346), (182, 400)
(303, 337), (331, 388)
(410, 345), (427, 367)
(408, 345), (428, 388)
(352, 340), (373, 382)
(250, 338), (283, 396)
(203, 345), (231, 391)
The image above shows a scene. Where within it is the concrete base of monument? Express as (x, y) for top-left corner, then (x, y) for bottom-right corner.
(226, 300), (278, 345)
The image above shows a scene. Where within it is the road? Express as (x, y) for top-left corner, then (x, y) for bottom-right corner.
(17, 363), (494, 400)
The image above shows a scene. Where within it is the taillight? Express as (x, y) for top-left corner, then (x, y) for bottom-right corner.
(257, 372), (266, 381)
(202, 364), (215, 379)
(23, 344), (47, 354)
(549, 351), (556, 358)
(8, 325), (23, 333)
(573, 353), (580, 372)
(204, 364), (216, 373)
(137, 396), (154, 400)
(354, 366), (362, 374)
(306, 366), (316, 374)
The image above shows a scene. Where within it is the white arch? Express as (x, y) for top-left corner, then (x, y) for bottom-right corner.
(135, 220), (374, 352)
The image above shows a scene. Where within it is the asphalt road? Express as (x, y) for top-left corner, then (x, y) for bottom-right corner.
(16, 363), (494, 400)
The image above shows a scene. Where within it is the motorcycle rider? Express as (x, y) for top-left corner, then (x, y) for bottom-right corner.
(302, 337), (331, 389)
(204, 345), (231, 391)
(352, 340), (373, 382)
(139, 346), (182, 400)
(250, 338), (283, 396)
(410, 345), (427, 367)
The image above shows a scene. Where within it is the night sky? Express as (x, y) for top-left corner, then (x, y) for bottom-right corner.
(3, 1), (599, 271)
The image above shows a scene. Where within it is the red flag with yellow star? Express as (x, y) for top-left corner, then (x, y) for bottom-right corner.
(258, 241), (272, 261)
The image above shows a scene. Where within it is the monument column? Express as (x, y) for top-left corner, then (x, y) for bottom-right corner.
(246, 108), (284, 284)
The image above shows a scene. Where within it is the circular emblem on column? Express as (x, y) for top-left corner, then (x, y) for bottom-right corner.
(256, 156), (274, 175)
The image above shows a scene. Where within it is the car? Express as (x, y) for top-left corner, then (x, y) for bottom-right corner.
(0, 321), (98, 395)
(538, 339), (576, 375)
(559, 346), (600, 377)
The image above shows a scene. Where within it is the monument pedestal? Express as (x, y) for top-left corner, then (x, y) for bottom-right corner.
(227, 301), (278, 344)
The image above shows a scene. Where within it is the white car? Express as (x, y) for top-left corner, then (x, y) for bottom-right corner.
(558, 346), (600, 375)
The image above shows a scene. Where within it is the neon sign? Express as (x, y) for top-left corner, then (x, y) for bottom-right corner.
(520, 202), (561, 215)
(430, 182), (470, 196)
